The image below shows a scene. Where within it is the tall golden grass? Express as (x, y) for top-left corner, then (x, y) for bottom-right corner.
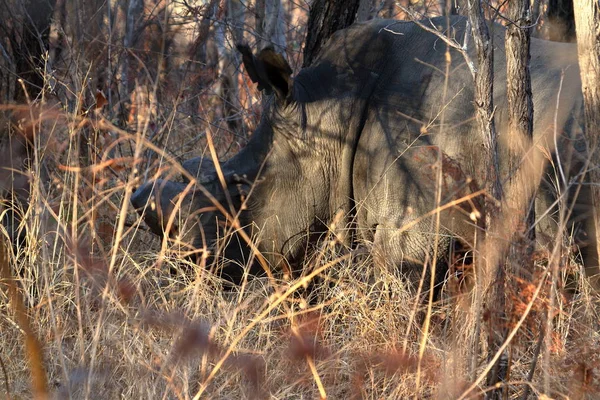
(0, 100), (598, 399)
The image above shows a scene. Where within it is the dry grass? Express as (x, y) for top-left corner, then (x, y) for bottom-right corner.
(1, 121), (599, 399)
(1, 1), (600, 399)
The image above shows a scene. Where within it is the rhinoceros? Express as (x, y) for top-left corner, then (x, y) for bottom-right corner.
(131, 16), (598, 289)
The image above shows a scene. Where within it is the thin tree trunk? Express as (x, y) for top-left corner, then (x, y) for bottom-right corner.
(467, 2), (501, 201)
(216, 0), (245, 134)
(547, 0), (576, 42)
(121, 0), (144, 108)
(465, 0), (503, 394)
(63, 0), (107, 103)
(303, 0), (361, 67)
(381, 0), (395, 18)
(357, 0), (373, 22)
(255, 0), (265, 43)
(10, 0), (56, 102)
(505, 0), (535, 269)
(448, 0), (460, 15)
(255, 0), (286, 52)
(499, 0), (535, 397)
(262, 0), (286, 51)
(573, 0), (600, 290)
(186, 0), (218, 117)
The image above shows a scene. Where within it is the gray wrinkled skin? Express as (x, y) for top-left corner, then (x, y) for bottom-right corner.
(132, 16), (597, 288)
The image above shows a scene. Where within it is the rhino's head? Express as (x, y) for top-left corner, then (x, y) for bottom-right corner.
(131, 44), (337, 281)
(131, 179), (191, 238)
(131, 155), (233, 238)
(131, 166), (257, 283)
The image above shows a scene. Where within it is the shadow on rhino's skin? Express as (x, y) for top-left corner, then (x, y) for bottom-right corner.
(131, 15), (600, 293)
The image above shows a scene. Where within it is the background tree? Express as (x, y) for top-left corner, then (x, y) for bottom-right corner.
(574, 0), (600, 290)
(505, 0), (535, 261)
(489, 0), (535, 396)
(216, 0), (245, 133)
(303, 0), (361, 67)
(0, 0), (56, 103)
(357, 0), (374, 21)
(256, 0), (287, 51)
(464, 0), (502, 393)
(120, 0), (145, 111)
(547, 0), (576, 42)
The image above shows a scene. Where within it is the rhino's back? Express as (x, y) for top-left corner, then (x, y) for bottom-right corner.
(300, 16), (582, 179)
(303, 15), (581, 134)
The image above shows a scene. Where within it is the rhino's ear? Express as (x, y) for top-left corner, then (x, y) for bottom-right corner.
(237, 44), (292, 102)
(256, 47), (293, 101)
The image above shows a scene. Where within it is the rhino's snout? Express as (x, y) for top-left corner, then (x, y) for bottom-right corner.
(131, 180), (196, 237)
(131, 182), (167, 236)
(131, 182), (155, 212)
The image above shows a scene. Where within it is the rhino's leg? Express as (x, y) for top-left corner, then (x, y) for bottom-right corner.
(534, 175), (561, 251)
(535, 166), (600, 291)
(571, 179), (600, 289)
(371, 221), (450, 298)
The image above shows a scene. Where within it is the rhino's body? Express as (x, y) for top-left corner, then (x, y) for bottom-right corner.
(132, 16), (597, 287)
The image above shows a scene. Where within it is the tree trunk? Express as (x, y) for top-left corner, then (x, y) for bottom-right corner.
(573, 0), (600, 290)
(357, 0), (373, 22)
(467, 2), (501, 201)
(505, 0), (535, 278)
(439, 0), (460, 15)
(1, 0), (57, 103)
(465, 0), (503, 393)
(380, 0), (396, 18)
(121, 0), (145, 108)
(498, 0), (535, 397)
(216, 0), (245, 134)
(445, 0), (464, 15)
(449, 0), (461, 15)
(256, 0), (286, 52)
(186, 0), (218, 116)
(547, 0), (576, 42)
(255, 0), (265, 44)
(303, 0), (361, 67)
